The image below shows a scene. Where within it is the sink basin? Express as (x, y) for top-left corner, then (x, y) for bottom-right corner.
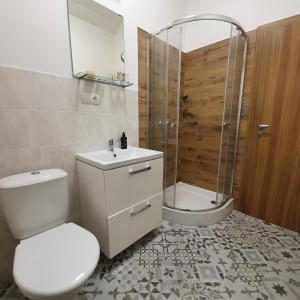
(76, 147), (163, 170)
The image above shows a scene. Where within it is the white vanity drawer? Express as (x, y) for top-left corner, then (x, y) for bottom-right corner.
(104, 158), (163, 215)
(107, 193), (163, 258)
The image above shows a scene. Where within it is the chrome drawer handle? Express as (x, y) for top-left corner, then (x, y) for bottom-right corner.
(129, 204), (151, 216)
(128, 166), (151, 175)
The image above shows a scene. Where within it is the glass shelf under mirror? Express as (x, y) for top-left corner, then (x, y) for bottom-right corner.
(74, 72), (133, 88)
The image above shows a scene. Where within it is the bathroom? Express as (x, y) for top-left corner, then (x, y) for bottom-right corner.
(0, 0), (300, 299)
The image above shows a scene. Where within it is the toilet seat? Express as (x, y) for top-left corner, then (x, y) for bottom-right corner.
(13, 223), (100, 299)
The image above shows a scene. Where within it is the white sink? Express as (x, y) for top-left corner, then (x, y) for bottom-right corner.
(76, 147), (163, 170)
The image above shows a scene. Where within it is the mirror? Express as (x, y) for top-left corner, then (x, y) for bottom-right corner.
(68, 0), (130, 86)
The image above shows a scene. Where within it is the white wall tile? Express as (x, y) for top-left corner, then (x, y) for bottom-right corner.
(0, 149), (22, 178)
(87, 140), (106, 152)
(29, 72), (57, 111)
(0, 110), (31, 149)
(0, 67), (30, 110)
(31, 146), (64, 171)
(55, 76), (79, 111)
(59, 111), (85, 144)
(126, 89), (138, 116)
(29, 111), (61, 146)
(17, 148), (35, 173)
(61, 143), (87, 174)
(78, 80), (105, 113)
(81, 113), (103, 143)
(102, 86), (128, 114)
(78, 78), (104, 96)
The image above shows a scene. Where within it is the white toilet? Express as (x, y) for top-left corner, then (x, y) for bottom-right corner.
(0, 169), (100, 299)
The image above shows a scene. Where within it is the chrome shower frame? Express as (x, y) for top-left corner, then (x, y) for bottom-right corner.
(151, 14), (247, 37)
(147, 14), (248, 213)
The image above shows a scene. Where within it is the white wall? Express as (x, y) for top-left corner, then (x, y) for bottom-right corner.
(1, 0), (300, 86)
(0, 0), (185, 90)
(183, 0), (300, 51)
(0, 0), (72, 77)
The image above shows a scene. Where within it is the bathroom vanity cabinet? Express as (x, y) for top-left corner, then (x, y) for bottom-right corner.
(77, 153), (163, 258)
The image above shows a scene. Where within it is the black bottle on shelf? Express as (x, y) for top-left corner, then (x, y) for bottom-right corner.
(120, 132), (127, 149)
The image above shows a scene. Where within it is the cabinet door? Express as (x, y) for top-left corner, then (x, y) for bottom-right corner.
(105, 158), (163, 215)
(107, 193), (163, 258)
(241, 15), (300, 232)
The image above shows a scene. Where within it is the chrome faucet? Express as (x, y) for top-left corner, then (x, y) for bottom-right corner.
(108, 138), (114, 152)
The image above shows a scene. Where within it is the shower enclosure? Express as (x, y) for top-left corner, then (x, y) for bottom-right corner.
(145, 15), (247, 225)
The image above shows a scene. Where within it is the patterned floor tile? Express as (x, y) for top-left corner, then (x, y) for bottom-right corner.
(1, 210), (300, 299)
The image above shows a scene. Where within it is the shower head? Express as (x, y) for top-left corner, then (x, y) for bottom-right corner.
(179, 95), (188, 108)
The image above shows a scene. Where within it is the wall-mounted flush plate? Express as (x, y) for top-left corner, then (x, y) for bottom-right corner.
(81, 93), (100, 105)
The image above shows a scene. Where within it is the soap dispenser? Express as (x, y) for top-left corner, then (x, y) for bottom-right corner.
(120, 132), (127, 149)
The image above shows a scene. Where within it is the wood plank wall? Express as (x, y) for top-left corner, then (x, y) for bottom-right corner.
(138, 28), (256, 201)
(138, 28), (148, 148)
(178, 39), (229, 191)
(138, 28), (181, 188)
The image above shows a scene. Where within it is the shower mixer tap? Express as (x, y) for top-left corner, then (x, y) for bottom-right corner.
(158, 119), (170, 126)
(158, 119), (176, 128)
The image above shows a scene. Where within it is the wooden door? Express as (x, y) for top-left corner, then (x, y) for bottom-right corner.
(240, 15), (300, 232)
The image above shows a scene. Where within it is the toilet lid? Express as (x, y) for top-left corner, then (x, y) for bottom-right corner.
(13, 223), (100, 298)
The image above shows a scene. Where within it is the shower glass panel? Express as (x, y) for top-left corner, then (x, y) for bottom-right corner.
(146, 16), (247, 214)
(216, 25), (247, 204)
(147, 30), (168, 167)
(147, 27), (182, 207)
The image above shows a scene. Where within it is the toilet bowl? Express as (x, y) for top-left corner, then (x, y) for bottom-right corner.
(0, 169), (100, 299)
(14, 223), (99, 299)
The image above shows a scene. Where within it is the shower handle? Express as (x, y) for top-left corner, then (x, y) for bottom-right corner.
(223, 121), (231, 128)
(158, 119), (176, 128)
(158, 119), (169, 126)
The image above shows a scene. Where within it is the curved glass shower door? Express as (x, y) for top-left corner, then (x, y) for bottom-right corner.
(147, 26), (182, 208)
(146, 18), (247, 212)
(216, 25), (247, 204)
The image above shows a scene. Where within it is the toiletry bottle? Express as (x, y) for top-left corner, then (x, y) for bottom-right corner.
(121, 132), (127, 149)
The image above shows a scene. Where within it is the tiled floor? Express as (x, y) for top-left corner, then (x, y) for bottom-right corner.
(1, 210), (300, 299)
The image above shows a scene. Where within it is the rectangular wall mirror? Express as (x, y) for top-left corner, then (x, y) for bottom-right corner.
(67, 0), (132, 87)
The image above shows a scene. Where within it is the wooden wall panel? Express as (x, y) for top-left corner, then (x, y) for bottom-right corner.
(178, 39), (229, 191)
(178, 32), (256, 195)
(138, 28), (148, 148)
(138, 28), (180, 188)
